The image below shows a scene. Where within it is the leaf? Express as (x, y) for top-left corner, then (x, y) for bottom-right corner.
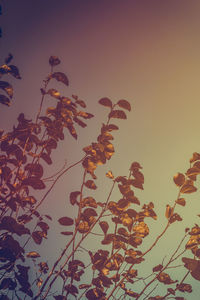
(0, 216), (30, 236)
(125, 290), (139, 298)
(99, 221), (109, 235)
(180, 184), (197, 194)
(32, 231), (43, 245)
(51, 72), (69, 86)
(8, 65), (21, 79)
(167, 288), (175, 295)
(26, 251), (40, 258)
(131, 179), (143, 190)
(153, 264), (163, 272)
(106, 170), (114, 179)
(37, 221), (49, 233)
(130, 162), (142, 170)
(133, 222), (149, 237)
(41, 153), (52, 165)
(176, 283), (192, 293)
(78, 221), (90, 233)
(101, 234), (114, 245)
(85, 180), (97, 190)
(73, 116), (87, 128)
(49, 56), (61, 66)
(78, 111), (94, 119)
(47, 88), (61, 99)
(65, 284), (78, 295)
(99, 97), (112, 108)
(0, 94), (11, 106)
(109, 110), (127, 119)
(24, 163), (43, 178)
(81, 197), (97, 208)
(60, 231), (73, 236)
(157, 272), (175, 284)
(182, 257), (200, 281)
(117, 99), (131, 111)
(165, 205), (173, 219)
(5, 53), (13, 64)
(75, 98), (86, 108)
(79, 284), (91, 289)
(169, 213), (182, 223)
(190, 152), (200, 163)
(186, 166), (200, 176)
(23, 177), (45, 190)
(83, 208), (97, 217)
(176, 198), (186, 206)
(0, 64), (11, 76)
(173, 173), (185, 186)
(70, 191), (81, 205)
(0, 81), (13, 98)
(67, 124), (77, 139)
(58, 216), (74, 226)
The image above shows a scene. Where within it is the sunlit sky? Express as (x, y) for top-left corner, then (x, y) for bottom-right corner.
(1, 1), (200, 298)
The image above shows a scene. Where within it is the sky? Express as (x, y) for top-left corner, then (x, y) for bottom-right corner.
(1, 0), (200, 299)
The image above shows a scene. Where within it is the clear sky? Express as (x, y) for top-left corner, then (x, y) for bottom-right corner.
(1, 1), (200, 298)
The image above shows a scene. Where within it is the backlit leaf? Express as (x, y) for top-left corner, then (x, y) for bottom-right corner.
(58, 216), (74, 226)
(85, 180), (97, 190)
(117, 99), (131, 111)
(0, 94), (10, 106)
(0, 64), (11, 76)
(47, 88), (61, 99)
(81, 197), (97, 208)
(165, 205), (173, 219)
(133, 222), (149, 237)
(186, 166), (200, 176)
(180, 184), (197, 194)
(157, 272), (175, 284)
(176, 198), (186, 206)
(79, 284), (91, 289)
(8, 65), (21, 79)
(78, 111), (94, 119)
(190, 152), (200, 163)
(0, 81), (13, 98)
(109, 110), (127, 119)
(106, 170), (114, 179)
(26, 251), (40, 258)
(67, 124), (77, 139)
(51, 72), (69, 86)
(99, 97), (112, 108)
(78, 221), (90, 233)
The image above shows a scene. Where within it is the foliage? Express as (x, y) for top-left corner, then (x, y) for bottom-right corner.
(0, 53), (200, 300)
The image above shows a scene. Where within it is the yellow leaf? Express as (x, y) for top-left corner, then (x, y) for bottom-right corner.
(106, 170), (114, 179)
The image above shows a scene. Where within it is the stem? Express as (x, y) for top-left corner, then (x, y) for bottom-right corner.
(37, 180), (116, 299)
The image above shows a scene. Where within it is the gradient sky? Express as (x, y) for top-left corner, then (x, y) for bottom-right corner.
(1, 1), (200, 298)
